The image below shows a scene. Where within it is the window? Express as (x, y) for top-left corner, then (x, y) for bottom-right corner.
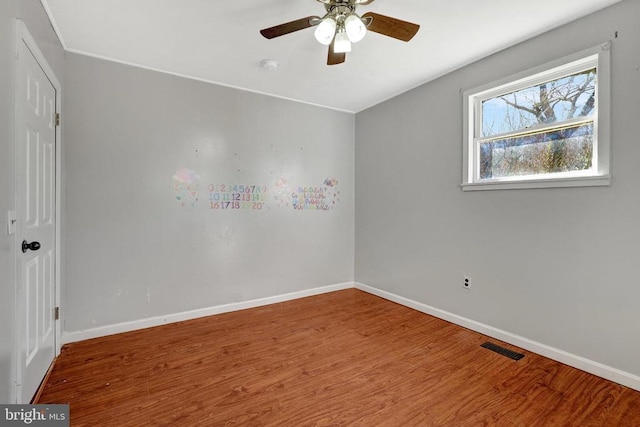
(462, 43), (610, 191)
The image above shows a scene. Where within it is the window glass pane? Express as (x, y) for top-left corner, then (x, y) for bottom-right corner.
(481, 69), (596, 137)
(479, 123), (593, 179)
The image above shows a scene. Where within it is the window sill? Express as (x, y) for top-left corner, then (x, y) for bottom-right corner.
(461, 175), (610, 191)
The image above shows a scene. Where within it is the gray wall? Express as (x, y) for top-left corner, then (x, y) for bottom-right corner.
(355, 0), (640, 377)
(63, 53), (354, 333)
(2, 0), (636, 404)
(0, 0), (65, 404)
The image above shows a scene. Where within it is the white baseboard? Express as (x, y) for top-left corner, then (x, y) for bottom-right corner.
(61, 280), (640, 392)
(60, 282), (354, 345)
(355, 282), (640, 392)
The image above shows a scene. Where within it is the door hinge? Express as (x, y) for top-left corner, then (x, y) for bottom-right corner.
(54, 307), (60, 321)
(55, 113), (60, 127)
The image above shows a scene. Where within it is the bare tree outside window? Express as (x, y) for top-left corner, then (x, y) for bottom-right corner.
(479, 69), (596, 179)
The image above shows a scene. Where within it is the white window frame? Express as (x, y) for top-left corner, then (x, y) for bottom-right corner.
(462, 43), (611, 191)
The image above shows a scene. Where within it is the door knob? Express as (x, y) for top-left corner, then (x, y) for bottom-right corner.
(22, 240), (41, 253)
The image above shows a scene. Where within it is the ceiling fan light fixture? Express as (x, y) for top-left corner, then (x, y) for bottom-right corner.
(344, 14), (366, 42)
(333, 30), (351, 53)
(314, 17), (337, 45)
(259, 0), (421, 66)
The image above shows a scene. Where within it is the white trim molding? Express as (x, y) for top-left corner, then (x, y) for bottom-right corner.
(462, 42), (611, 191)
(355, 282), (640, 392)
(61, 282), (353, 345)
(61, 280), (640, 392)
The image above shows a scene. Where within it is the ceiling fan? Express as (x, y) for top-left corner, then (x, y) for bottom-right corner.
(260, 0), (420, 65)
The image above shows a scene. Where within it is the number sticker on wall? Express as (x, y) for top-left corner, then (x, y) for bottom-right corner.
(208, 184), (268, 210)
(173, 170), (341, 212)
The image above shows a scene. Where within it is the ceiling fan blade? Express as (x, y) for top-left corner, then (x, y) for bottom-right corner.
(356, 0), (376, 4)
(362, 12), (420, 42)
(327, 41), (346, 66)
(260, 16), (320, 39)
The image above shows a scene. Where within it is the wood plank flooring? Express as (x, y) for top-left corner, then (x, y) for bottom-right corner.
(37, 289), (640, 426)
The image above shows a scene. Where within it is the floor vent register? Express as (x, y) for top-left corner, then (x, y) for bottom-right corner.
(481, 342), (525, 361)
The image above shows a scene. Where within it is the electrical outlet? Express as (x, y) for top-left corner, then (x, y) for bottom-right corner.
(463, 276), (471, 290)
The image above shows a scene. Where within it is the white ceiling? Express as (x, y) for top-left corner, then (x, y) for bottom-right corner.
(41, 0), (621, 113)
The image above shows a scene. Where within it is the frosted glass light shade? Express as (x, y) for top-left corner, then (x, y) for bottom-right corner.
(345, 14), (366, 43)
(314, 18), (337, 45)
(333, 31), (352, 53)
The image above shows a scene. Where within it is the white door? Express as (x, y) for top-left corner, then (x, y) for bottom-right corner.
(15, 21), (59, 403)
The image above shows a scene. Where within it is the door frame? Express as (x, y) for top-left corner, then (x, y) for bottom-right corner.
(14, 19), (62, 403)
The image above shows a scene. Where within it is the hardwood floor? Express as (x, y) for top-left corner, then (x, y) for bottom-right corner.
(37, 289), (640, 426)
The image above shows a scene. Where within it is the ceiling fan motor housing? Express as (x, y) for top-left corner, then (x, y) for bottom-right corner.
(325, 2), (356, 16)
